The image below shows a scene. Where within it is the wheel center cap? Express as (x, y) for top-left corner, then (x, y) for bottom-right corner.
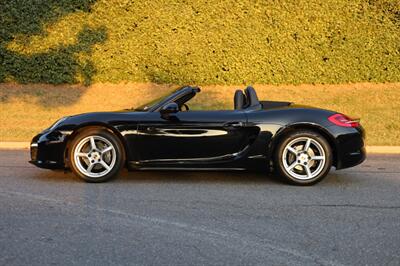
(92, 152), (100, 160)
(299, 153), (308, 162)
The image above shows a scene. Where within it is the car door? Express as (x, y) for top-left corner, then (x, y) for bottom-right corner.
(135, 110), (256, 164)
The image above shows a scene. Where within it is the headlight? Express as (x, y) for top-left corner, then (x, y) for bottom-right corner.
(46, 117), (69, 132)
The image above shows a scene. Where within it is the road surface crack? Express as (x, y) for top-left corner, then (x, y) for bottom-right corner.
(295, 204), (400, 210)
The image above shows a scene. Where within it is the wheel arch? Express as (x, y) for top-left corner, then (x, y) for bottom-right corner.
(269, 123), (338, 167)
(63, 123), (129, 168)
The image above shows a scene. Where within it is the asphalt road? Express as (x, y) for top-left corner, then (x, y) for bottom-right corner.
(0, 150), (399, 266)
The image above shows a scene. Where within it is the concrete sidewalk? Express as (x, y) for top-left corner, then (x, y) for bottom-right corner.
(1, 142), (399, 154)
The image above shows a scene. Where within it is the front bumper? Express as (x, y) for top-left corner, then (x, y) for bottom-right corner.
(29, 131), (70, 169)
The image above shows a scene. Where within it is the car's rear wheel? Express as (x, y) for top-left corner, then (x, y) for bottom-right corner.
(69, 128), (124, 182)
(274, 130), (332, 185)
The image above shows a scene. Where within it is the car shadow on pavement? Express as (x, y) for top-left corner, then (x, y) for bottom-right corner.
(30, 168), (356, 186)
(31, 168), (288, 185)
(118, 170), (284, 185)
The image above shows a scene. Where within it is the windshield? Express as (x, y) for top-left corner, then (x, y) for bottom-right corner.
(134, 88), (181, 111)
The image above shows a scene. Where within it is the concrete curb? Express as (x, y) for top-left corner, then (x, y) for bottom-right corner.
(365, 146), (400, 154)
(0, 142), (400, 154)
(0, 142), (30, 150)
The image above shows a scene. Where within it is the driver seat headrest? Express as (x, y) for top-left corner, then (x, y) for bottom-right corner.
(243, 86), (261, 110)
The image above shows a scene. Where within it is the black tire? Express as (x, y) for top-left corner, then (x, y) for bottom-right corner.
(68, 128), (125, 182)
(273, 130), (332, 185)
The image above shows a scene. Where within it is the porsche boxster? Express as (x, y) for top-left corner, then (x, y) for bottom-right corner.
(30, 86), (365, 185)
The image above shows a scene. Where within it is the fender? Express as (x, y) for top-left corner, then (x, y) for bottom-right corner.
(63, 122), (132, 167)
(268, 122), (338, 167)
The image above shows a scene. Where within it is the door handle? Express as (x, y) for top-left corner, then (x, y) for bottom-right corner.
(224, 122), (244, 128)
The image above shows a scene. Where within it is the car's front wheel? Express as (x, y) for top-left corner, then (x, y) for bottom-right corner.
(69, 128), (125, 182)
(274, 130), (332, 185)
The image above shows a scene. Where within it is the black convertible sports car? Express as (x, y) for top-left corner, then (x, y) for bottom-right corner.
(30, 86), (365, 185)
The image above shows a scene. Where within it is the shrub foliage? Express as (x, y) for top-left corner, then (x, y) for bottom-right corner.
(0, 0), (399, 85)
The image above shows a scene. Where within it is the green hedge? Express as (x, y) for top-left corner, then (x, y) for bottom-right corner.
(1, 0), (399, 85)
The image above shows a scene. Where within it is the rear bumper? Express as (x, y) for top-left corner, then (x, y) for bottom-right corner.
(336, 146), (366, 170)
(333, 126), (366, 170)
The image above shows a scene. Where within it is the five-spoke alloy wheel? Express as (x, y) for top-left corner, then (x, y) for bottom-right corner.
(69, 128), (124, 182)
(274, 130), (332, 185)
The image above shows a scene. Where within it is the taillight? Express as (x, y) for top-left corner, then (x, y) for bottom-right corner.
(328, 114), (360, 128)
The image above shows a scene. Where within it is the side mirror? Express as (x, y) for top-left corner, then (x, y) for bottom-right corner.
(160, 102), (179, 116)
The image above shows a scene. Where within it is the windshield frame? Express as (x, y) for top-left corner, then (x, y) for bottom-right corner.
(134, 86), (200, 112)
(134, 87), (181, 111)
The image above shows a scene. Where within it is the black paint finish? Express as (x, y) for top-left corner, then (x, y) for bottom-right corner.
(29, 86), (366, 172)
